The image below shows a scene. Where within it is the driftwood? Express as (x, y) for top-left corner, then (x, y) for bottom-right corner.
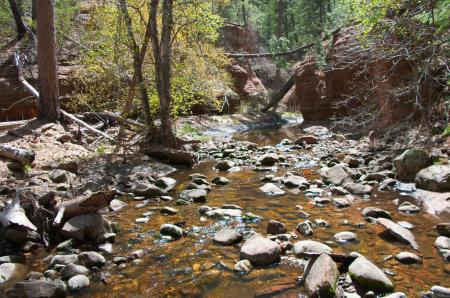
(12, 53), (115, 143)
(0, 144), (35, 164)
(261, 74), (295, 112)
(226, 43), (314, 58)
(53, 189), (117, 226)
(143, 146), (197, 167)
(0, 120), (28, 131)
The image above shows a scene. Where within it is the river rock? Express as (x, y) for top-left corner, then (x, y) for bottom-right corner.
(379, 178), (397, 190)
(295, 135), (318, 145)
(240, 236), (281, 266)
(205, 208), (242, 218)
(297, 221), (314, 236)
(260, 183), (285, 196)
(215, 160), (234, 171)
(378, 218), (419, 250)
(109, 199), (127, 212)
(344, 183), (372, 195)
(234, 259), (252, 274)
(213, 229), (242, 245)
(334, 231), (357, 243)
(435, 236), (450, 250)
(431, 286), (450, 298)
(393, 149), (431, 181)
(395, 251), (421, 264)
(133, 183), (166, 197)
(61, 213), (112, 242)
(154, 177), (177, 190)
(304, 254), (339, 297)
(415, 165), (450, 192)
(160, 224), (183, 238)
(179, 189), (207, 203)
(331, 186), (350, 195)
(266, 220), (287, 235)
(260, 153), (279, 166)
(68, 274), (90, 292)
(160, 206), (179, 215)
(398, 201), (420, 213)
(348, 256), (394, 292)
(0, 263), (18, 285)
(436, 223), (450, 237)
(212, 176), (230, 185)
(6, 279), (67, 298)
(61, 263), (90, 279)
(282, 175), (308, 188)
(333, 198), (351, 208)
(320, 164), (353, 186)
(78, 251), (106, 268)
(362, 207), (391, 219)
(50, 254), (78, 268)
(293, 240), (333, 255)
(49, 169), (75, 183)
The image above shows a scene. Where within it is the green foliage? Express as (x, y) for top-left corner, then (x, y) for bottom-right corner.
(0, 1), (16, 46)
(55, 0), (79, 45)
(443, 125), (450, 137)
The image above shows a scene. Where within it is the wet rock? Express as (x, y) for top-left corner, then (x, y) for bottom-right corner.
(50, 254), (78, 268)
(212, 176), (230, 185)
(160, 206), (179, 215)
(25, 271), (44, 280)
(133, 183), (166, 197)
(306, 188), (325, 199)
(435, 236), (450, 250)
(213, 229), (242, 245)
(68, 275), (90, 292)
(205, 208), (242, 219)
(109, 199), (127, 212)
(348, 256), (394, 292)
(78, 251), (106, 268)
(97, 233), (116, 244)
(234, 259), (252, 274)
(331, 186), (350, 196)
(295, 135), (318, 145)
(398, 201), (420, 214)
(379, 178), (397, 190)
(189, 173), (206, 180)
(415, 165), (450, 192)
(436, 223), (450, 237)
(362, 207), (391, 219)
(61, 213), (112, 242)
(333, 198), (351, 208)
(304, 126), (329, 136)
(98, 243), (113, 254)
(395, 252), (421, 264)
(393, 149), (431, 181)
(179, 189), (207, 203)
(320, 164), (353, 186)
(378, 218), (419, 250)
(397, 221), (414, 230)
(222, 204), (242, 210)
(266, 220), (287, 235)
(240, 236), (281, 266)
(135, 217), (149, 224)
(297, 221), (314, 236)
(198, 205), (212, 215)
(61, 263), (90, 279)
(0, 263), (19, 285)
(431, 286), (450, 297)
(160, 224), (183, 238)
(6, 279), (67, 298)
(49, 169), (75, 183)
(334, 231), (357, 243)
(154, 177), (177, 190)
(283, 175), (308, 188)
(260, 183), (285, 196)
(185, 182), (211, 192)
(192, 177), (209, 186)
(344, 183), (372, 195)
(215, 160), (235, 171)
(304, 254), (339, 298)
(260, 153), (279, 166)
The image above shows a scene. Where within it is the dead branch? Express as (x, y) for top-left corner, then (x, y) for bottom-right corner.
(0, 144), (35, 164)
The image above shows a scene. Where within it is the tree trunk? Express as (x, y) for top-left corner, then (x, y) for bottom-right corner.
(36, 0), (60, 122)
(8, 0), (27, 39)
(118, 0), (153, 130)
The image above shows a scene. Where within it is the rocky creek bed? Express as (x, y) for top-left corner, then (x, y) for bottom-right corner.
(0, 122), (449, 297)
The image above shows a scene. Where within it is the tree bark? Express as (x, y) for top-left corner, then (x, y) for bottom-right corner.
(36, 0), (60, 122)
(8, 0), (27, 39)
(0, 144), (35, 164)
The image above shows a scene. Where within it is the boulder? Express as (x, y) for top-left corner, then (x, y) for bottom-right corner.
(49, 254), (78, 268)
(415, 165), (450, 192)
(435, 236), (450, 250)
(344, 183), (372, 195)
(260, 154), (279, 166)
(395, 252), (421, 264)
(362, 207), (391, 219)
(282, 175), (308, 188)
(205, 208), (242, 219)
(334, 231), (357, 243)
(304, 254), (339, 297)
(49, 169), (75, 183)
(160, 224), (183, 238)
(297, 221), (314, 236)
(211, 176), (230, 185)
(293, 241), (333, 255)
(154, 177), (177, 190)
(133, 183), (166, 197)
(320, 164), (353, 186)
(260, 183), (285, 196)
(240, 236), (281, 266)
(68, 275), (90, 292)
(213, 229), (242, 245)
(378, 218), (419, 250)
(0, 263), (21, 285)
(393, 149), (431, 181)
(398, 202), (420, 214)
(60, 264), (90, 279)
(436, 223), (450, 237)
(77, 251), (106, 268)
(215, 160), (235, 171)
(6, 280), (67, 298)
(348, 256), (394, 292)
(179, 189), (207, 203)
(266, 220), (287, 235)
(61, 214), (112, 242)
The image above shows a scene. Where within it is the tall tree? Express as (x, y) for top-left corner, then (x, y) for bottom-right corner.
(36, 0), (60, 121)
(149, 0), (177, 147)
(8, 0), (27, 39)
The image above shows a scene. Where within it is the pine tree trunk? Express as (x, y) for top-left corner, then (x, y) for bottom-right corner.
(8, 0), (27, 39)
(36, 0), (60, 122)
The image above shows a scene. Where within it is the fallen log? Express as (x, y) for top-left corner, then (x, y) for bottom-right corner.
(0, 144), (35, 164)
(226, 43), (314, 59)
(0, 120), (28, 131)
(53, 189), (117, 226)
(12, 53), (115, 143)
(261, 74), (295, 112)
(82, 111), (145, 129)
(143, 146), (197, 167)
